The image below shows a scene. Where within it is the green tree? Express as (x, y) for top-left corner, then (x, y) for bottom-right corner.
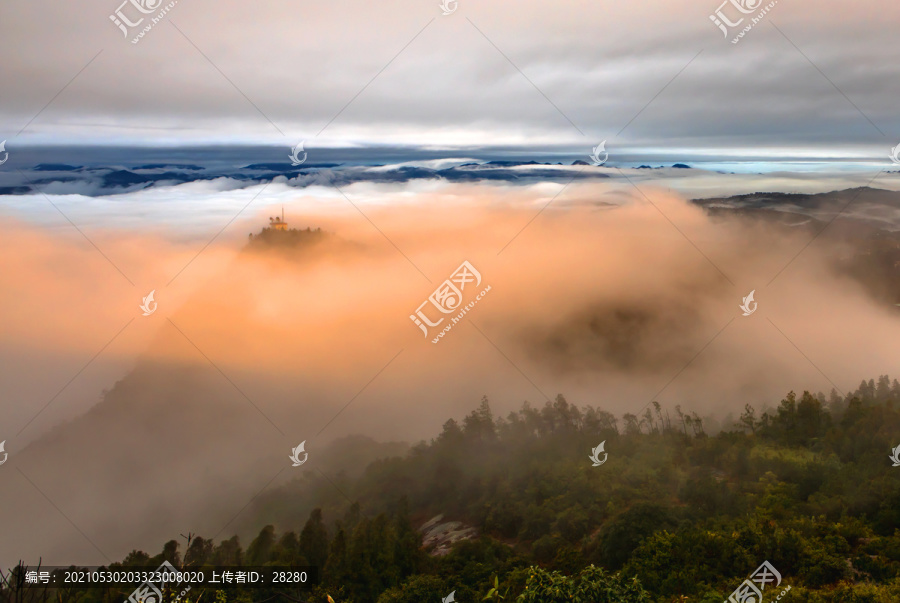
(300, 509), (330, 569)
(392, 497), (423, 578)
(516, 565), (650, 603)
(184, 536), (213, 567)
(323, 525), (351, 589)
(247, 525), (276, 565)
(738, 404), (757, 433)
(463, 396), (497, 441)
(376, 575), (447, 603)
(272, 531), (299, 564)
(590, 503), (677, 570)
(211, 536), (242, 566)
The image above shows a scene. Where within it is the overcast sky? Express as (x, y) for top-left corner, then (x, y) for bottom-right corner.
(0, 0), (898, 155)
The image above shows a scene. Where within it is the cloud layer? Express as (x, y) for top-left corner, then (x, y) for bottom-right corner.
(0, 1), (897, 150)
(1, 183), (898, 566)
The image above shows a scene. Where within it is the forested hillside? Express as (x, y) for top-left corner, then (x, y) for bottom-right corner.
(6, 377), (900, 603)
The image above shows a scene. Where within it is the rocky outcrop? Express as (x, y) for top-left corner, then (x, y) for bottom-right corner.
(419, 515), (478, 557)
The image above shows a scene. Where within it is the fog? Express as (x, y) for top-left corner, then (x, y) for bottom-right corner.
(1, 182), (898, 567)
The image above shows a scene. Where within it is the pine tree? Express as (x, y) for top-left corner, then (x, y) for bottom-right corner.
(876, 375), (891, 401)
(463, 396), (497, 440)
(247, 525), (276, 565)
(211, 536), (242, 566)
(392, 497), (422, 579)
(738, 404), (756, 434)
(274, 531), (300, 564)
(324, 524), (350, 589)
(300, 509), (330, 569)
(184, 536), (212, 567)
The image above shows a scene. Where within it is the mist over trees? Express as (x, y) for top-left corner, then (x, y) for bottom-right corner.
(5, 377), (900, 603)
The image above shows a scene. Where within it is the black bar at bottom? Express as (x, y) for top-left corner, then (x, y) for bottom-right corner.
(8, 566), (318, 590)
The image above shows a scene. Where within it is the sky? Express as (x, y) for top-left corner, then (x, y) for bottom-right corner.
(0, 0), (898, 158)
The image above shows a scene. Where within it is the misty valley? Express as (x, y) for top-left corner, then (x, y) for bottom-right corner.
(3, 3), (900, 597)
(2, 181), (900, 603)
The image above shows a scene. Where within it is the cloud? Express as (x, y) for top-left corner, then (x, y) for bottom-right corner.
(1, 183), (898, 566)
(1, 1), (898, 149)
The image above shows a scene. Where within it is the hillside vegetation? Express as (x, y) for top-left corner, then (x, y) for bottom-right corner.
(5, 377), (900, 603)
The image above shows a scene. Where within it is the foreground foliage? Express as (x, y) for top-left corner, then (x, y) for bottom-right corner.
(5, 377), (900, 603)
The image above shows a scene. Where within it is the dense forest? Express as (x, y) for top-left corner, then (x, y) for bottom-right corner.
(5, 377), (900, 603)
